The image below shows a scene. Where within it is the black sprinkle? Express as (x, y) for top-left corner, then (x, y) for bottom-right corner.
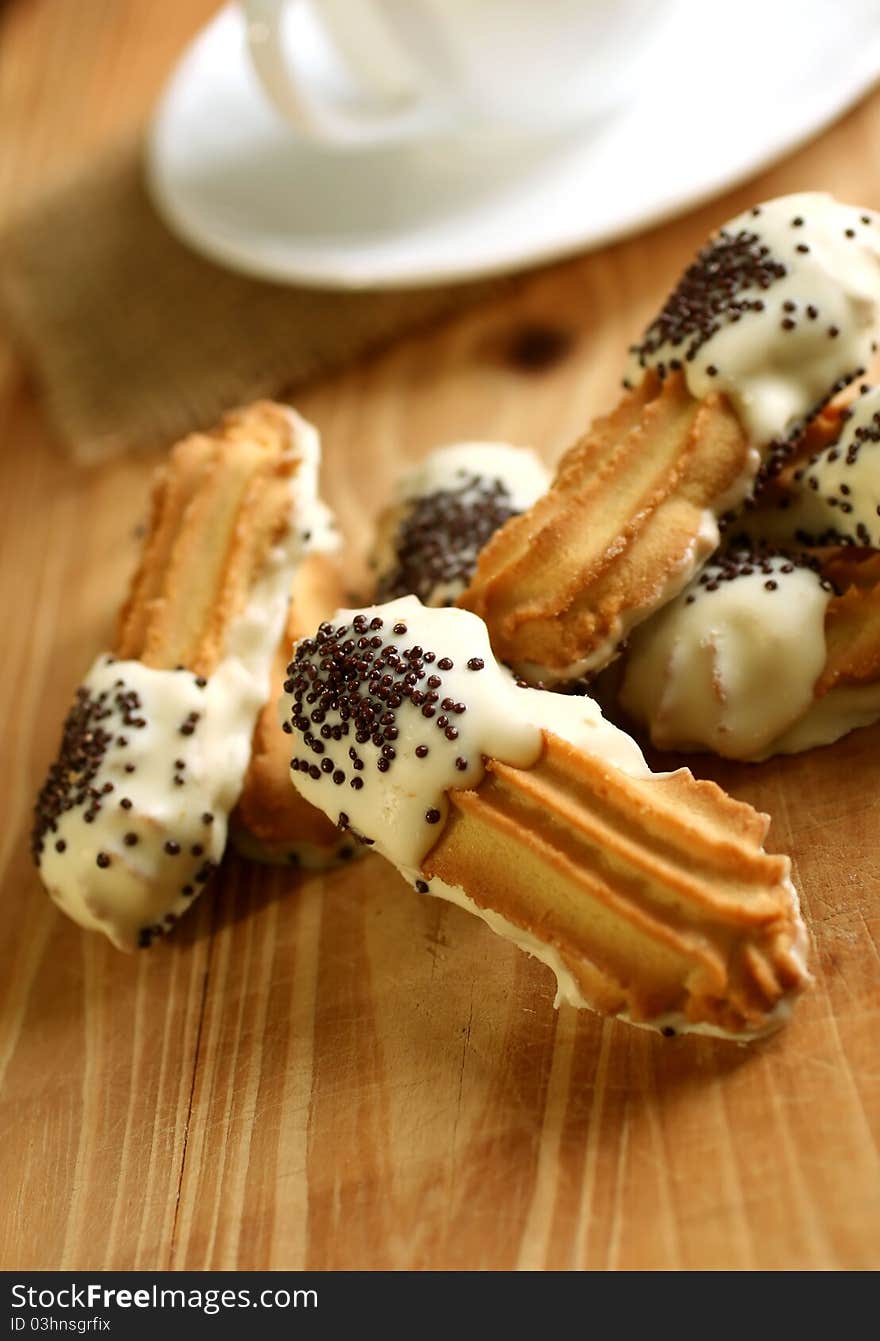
(629, 226), (787, 373)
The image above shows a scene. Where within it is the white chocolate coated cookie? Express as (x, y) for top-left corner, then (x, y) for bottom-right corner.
(626, 193), (880, 444)
(372, 442), (549, 607)
(620, 548), (880, 760)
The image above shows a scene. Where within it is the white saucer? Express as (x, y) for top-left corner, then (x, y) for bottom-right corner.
(147, 1), (880, 290)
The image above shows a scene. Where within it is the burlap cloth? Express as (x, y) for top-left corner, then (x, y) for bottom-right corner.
(0, 140), (502, 463)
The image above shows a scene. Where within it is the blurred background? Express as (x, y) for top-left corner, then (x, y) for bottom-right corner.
(3, 0), (880, 463)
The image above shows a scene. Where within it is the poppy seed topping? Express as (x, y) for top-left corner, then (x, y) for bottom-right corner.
(32, 655), (254, 950)
(759, 384), (880, 548)
(282, 597), (647, 872)
(371, 443), (549, 608)
(625, 193), (880, 445)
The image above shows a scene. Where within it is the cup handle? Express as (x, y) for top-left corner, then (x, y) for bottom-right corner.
(245, 0), (430, 146)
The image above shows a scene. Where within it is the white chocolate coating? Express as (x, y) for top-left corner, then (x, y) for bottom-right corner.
(768, 681), (880, 755)
(39, 656), (258, 949)
(35, 408), (336, 949)
(372, 442), (550, 607)
(281, 596), (647, 872)
(281, 597), (806, 1040)
(626, 193), (880, 445)
(283, 408), (340, 555)
(619, 553), (848, 761)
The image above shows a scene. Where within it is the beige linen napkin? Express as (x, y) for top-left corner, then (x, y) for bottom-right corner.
(0, 141), (502, 463)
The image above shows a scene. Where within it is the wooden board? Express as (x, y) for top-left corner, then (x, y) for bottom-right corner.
(1, 0), (879, 1271)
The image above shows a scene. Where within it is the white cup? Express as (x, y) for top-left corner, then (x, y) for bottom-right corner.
(244, 0), (666, 148)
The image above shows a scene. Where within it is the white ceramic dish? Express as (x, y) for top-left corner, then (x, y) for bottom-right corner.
(147, 0), (880, 289)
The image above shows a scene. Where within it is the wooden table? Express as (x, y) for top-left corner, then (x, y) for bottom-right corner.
(1, 0), (878, 1271)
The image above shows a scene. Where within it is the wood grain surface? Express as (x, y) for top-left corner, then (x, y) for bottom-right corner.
(1, 0), (879, 1271)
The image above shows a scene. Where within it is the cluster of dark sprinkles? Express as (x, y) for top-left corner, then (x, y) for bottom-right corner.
(799, 370), (869, 431)
(628, 228), (787, 374)
(285, 614), (476, 825)
(786, 400), (880, 545)
(731, 431), (817, 523)
(376, 475), (520, 605)
(789, 519), (879, 549)
(683, 545), (837, 603)
(730, 377), (869, 523)
(31, 674), (219, 942)
(31, 680), (153, 862)
(628, 210), (877, 386)
(750, 436), (801, 498)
